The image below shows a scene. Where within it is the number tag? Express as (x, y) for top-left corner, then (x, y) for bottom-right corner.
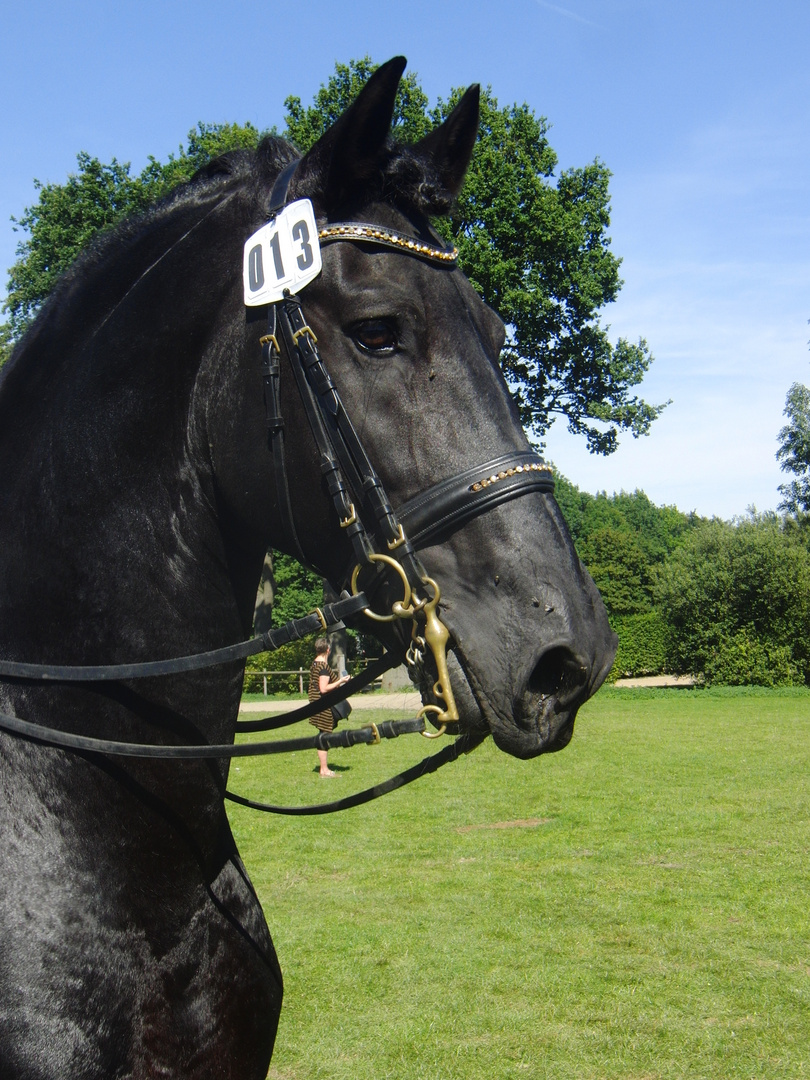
(243, 199), (322, 306)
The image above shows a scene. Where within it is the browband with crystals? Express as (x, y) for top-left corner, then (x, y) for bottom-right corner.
(318, 223), (459, 264)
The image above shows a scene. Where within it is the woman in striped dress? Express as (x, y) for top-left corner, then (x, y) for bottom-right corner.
(308, 637), (349, 777)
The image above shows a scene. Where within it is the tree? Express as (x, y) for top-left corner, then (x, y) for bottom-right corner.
(576, 525), (651, 617)
(283, 58), (666, 454)
(776, 381), (810, 515)
(1, 122), (263, 352)
(655, 513), (810, 685)
(4, 58), (663, 451)
(552, 474), (697, 618)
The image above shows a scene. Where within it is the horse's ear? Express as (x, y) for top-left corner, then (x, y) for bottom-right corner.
(294, 56), (407, 211)
(414, 85), (480, 196)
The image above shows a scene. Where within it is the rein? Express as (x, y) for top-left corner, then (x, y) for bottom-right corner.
(0, 593), (367, 682)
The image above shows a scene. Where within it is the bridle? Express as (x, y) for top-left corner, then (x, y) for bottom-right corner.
(0, 159), (555, 814)
(255, 161), (554, 737)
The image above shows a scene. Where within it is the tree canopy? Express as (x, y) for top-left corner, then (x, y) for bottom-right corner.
(284, 58), (665, 453)
(655, 513), (810, 686)
(2, 57), (664, 453)
(1, 122), (263, 352)
(776, 380), (810, 515)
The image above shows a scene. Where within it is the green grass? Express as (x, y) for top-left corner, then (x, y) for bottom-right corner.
(227, 688), (810, 1080)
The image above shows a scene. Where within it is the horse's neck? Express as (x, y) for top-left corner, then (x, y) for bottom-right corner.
(0, 335), (255, 669)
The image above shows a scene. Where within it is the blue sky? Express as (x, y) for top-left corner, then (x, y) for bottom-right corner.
(3, 0), (808, 518)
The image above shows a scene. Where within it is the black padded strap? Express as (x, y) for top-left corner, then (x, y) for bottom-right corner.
(0, 709), (425, 760)
(396, 452), (554, 550)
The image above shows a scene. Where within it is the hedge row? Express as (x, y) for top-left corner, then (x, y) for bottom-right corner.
(608, 611), (667, 681)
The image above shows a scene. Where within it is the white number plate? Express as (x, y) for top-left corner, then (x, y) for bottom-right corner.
(243, 199), (322, 306)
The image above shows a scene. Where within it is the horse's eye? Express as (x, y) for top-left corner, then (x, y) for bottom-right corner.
(352, 320), (398, 355)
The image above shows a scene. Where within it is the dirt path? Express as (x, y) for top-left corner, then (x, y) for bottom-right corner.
(612, 675), (695, 688)
(240, 675), (695, 713)
(239, 691), (422, 713)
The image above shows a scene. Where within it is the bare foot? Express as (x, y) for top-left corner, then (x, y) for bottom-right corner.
(319, 769), (338, 778)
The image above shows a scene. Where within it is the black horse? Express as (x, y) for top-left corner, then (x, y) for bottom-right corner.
(0, 59), (616, 1079)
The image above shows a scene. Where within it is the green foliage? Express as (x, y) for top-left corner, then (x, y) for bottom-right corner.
(4, 154), (136, 339)
(1, 122), (263, 343)
(552, 474), (698, 626)
(268, 551), (323, 628)
(549, 487), (810, 686)
(607, 610), (667, 679)
(281, 56), (664, 453)
(579, 525), (650, 616)
(435, 88), (667, 453)
(243, 552), (325, 692)
(244, 640), (313, 695)
(0, 321), (13, 371)
(655, 513), (810, 685)
(776, 380), (810, 514)
(702, 628), (801, 688)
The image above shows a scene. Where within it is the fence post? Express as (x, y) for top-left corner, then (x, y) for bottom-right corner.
(298, 668), (304, 695)
(263, 673), (267, 696)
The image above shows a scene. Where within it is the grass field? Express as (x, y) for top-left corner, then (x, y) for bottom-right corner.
(228, 688), (810, 1080)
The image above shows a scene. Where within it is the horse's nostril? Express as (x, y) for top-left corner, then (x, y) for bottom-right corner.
(527, 647), (587, 701)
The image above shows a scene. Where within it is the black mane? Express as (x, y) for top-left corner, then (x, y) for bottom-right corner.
(9, 131), (453, 377)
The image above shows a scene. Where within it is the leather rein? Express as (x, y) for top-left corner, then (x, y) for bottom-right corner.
(0, 161), (555, 815)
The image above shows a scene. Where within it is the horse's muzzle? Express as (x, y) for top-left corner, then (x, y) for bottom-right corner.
(429, 640), (613, 760)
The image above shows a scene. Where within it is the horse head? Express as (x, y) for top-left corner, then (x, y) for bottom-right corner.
(216, 57), (617, 758)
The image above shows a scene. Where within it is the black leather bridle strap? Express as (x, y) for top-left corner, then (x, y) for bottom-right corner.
(235, 652), (396, 733)
(225, 729), (487, 816)
(0, 592), (368, 681)
(275, 292), (428, 593)
(274, 295), (373, 567)
(0, 709), (425, 759)
(261, 305), (309, 566)
(281, 295), (407, 546)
